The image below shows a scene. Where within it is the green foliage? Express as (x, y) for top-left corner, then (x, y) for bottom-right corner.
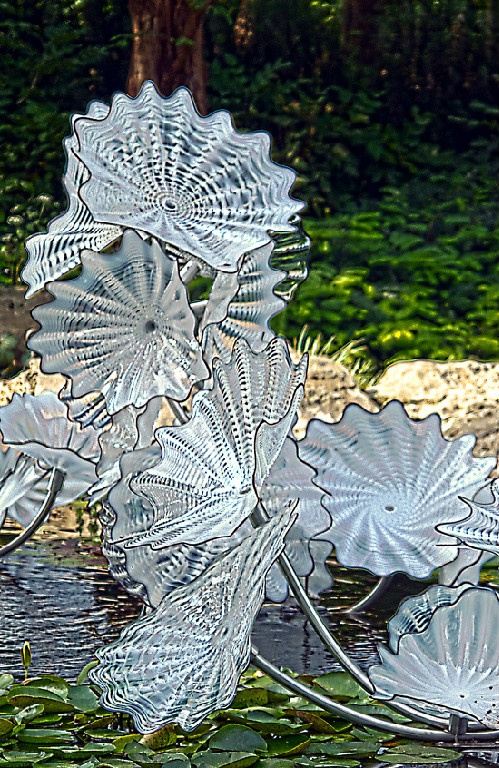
(0, 666), (461, 766)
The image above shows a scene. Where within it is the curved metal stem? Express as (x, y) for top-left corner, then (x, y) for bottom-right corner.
(251, 647), (450, 741)
(167, 398), (189, 425)
(0, 468), (64, 558)
(251, 648), (499, 743)
(346, 575), (396, 614)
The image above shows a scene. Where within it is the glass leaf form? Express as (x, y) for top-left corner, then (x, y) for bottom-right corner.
(387, 584), (470, 652)
(28, 230), (208, 413)
(89, 505), (296, 733)
(73, 82), (303, 271)
(438, 480), (499, 557)
(102, 445), (236, 607)
(0, 391), (100, 497)
(299, 401), (496, 578)
(126, 338), (306, 548)
(369, 586), (499, 728)
(22, 102), (122, 297)
(258, 436), (332, 601)
(201, 243), (286, 364)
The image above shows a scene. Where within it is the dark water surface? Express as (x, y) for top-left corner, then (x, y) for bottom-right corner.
(0, 508), (420, 681)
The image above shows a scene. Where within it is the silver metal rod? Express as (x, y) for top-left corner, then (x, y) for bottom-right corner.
(180, 260), (200, 284)
(251, 648), (499, 742)
(0, 468), (64, 558)
(191, 299), (208, 317)
(167, 398), (189, 425)
(250, 647), (453, 742)
(346, 575), (396, 614)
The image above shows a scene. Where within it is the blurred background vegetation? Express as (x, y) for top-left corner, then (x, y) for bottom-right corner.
(1, 0), (498, 373)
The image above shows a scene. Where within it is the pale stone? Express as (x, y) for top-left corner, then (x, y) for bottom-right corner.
(0, 357), (65, 407)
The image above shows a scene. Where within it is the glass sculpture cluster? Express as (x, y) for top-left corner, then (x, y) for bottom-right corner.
(1, 82), (499, 740)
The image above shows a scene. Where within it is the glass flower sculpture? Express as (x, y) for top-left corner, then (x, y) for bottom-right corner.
(89, 506), (297, 733)
(369, 587), (499, 728)
(8, 79), (499, 744)
(299, 401), (496, 578)
(438, 480), (499, 556)
(28, 229), (208, 412)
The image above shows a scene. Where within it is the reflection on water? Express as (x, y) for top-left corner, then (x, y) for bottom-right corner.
(0, 508), (425, 680)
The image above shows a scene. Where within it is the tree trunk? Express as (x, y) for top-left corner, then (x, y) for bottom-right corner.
(340, 0), (383, 68)
(126, 0), (213, 114)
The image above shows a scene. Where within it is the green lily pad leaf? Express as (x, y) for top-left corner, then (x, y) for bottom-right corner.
(80, 759), (100, 768)
(58, 744), (116, 757)
(349, 727), (392, 742)
(381, 744), (461, 764)
(289, 711), (338, 734)
(209, 725), (267, 753)
(0, 718), (13, 737)
(312, 674), (369, 703)
(31, 676), (69, 699)
(232, 690), (269, 709)
(140, 723), (177, 750)
(0, 750), (54, 765)
(15, 703), (45, 724)
(113, 735), (143, 753)
(306, 740), (381, 756)
(83, 715), (116, 731)
(94, 761), (141, 768)
(0, 676), (14, 690)
(77, 660), (99, 685)
(346, 704), (410, 723)
(265, 736), (310, 757)
(238, 712), (303, 736)
(17, 727), (73, 745)
(7, 685), (73, 714)
(296, 758), (359, 768)
(39, 762), (80, 768)
(155, 753), (190, 768)
(67, 685), (99, 713)
(85, 728), (127, 739)
(192, 752), (258, 768)
(31, 713), (63, 725)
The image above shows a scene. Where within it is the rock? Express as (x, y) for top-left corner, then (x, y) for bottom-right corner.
(294, 354), (378, 438)
(370, 359), (499, 471)
(0, 356), (65, 407)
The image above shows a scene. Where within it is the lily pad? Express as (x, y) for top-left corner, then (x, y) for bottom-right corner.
(232, 690), (269, 709)
(0, 750), (54, 766)
(289, 711), (338, 734)
(192, 752), (259, 768)
(0, 718), (13, 737)
(209, 726), (267, 753)
(380, 744), (461, 764)
(17, 727), (74, 745)
(265, 736), (310, 757)
(140, 724), (177, 750)
(312, 674), (369, 703)
(306, 740), (381, 757)
(67, 685), (100, 713)
(31, 676), (69, 699)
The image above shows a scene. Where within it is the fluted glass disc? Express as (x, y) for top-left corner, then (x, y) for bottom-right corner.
(89, 507), (296, 733)
(74, 82), (304, 271)
(300, 401), (496, 578)
(29, 230), (208, 413)
(0, 391), (100, 497)
(369, 587), (499, 727)
(438, 481), (499, 556)
(22, 102), (122, 297)
(126, 338), (306, 548)
(201, 243), (286, 364)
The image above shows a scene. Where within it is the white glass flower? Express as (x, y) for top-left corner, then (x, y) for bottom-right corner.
(299, 401), (496, 578)
(369, 586), (499, 728)
(0, 391), (100, 499)
(89, 506), (296, 733)
(22, 102), (122, 297)
(123, 338), (306, 549)
(73, 82), (304, 271)
(387, 584), (469, 652)
(438, 480), (499, 557)
(201, 242), (286, 364)
(28, 230), (208, 413)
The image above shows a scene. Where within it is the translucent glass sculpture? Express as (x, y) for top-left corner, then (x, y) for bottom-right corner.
(89, 506), (296, 733)
(0, 391), (100, 499)
(22, 102), (121, 297)
(201, 242), (286, 364)
(369, 587), (499, 728)
(438, 480), (499, 556)
(72, 82), (303, 271)
(29, 230), (208, 412)
(300, 401), (496, 578)
(125, 338), (306, 548)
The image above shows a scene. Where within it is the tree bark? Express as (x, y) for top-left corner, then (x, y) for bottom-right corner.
(126, 0), (213, 114)
(340, 0), (383, 68)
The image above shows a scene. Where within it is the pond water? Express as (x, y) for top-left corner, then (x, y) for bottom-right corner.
(0, 507), (424, 681)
